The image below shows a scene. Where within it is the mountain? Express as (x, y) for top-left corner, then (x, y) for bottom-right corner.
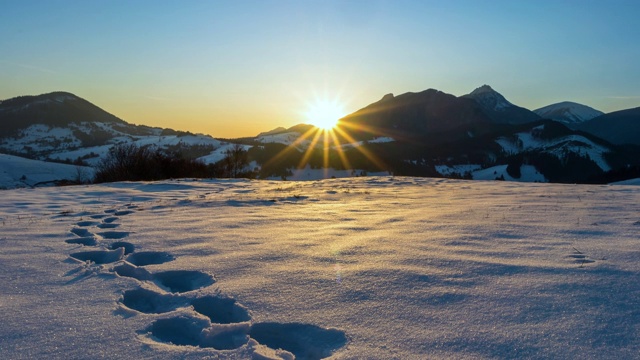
(256, 126), (287, 137)
(386, 119), (625, 183)
(577, 107), (640, 145)
(534, 101), (603, 125)
(0, 91), (223, 166)
(3, 89), (639, 186)
(462, 85), (540, 125)
(338, 88), (493, 141)
(247, 86), (640, 183)
(0, 92), (127, 136)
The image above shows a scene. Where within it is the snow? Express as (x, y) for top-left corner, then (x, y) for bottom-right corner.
(47, 144), (111, 165)
(467, 85), (513, 111)
(495, 129), (612, 171)
(266, 165), (389, 180)
(41, 134), (223, 166)
(611, 178), (640, 186)
(0, 153), (95, 188)
(534, 101), (604, 124)
(197, 143), (252, 165)
(256, 132), (311, 147)
(435, 164), (482, 177)
(2, 124), (82, 154)
(1, 176), (639, 359)
(368, 136), (394, 144)
(472, 164), (547, 182)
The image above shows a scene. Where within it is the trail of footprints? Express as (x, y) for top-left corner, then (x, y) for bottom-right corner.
(63, 204), (347, 359)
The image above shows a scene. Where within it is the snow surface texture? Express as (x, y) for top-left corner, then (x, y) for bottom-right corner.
(1, 177), (640, 359)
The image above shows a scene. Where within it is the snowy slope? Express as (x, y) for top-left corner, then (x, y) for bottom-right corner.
(1, 177), (639, 359)
(495, 125), (612, 171)
(256, 131), (310, 146)
(534, 101), (604, 125)
(472, 164), (547, 182)
(465, 84), (514, 111)
(0, 153), (95, 189)
(197, 143), (252, 164)
(462, 85), (540, 125)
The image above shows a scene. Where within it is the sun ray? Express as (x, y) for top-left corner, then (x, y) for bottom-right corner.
(297, 128), (325, 169)
(333, 125), (387, 171)
(323, 129), (330, 178)
(261, 126), (319, 170)
(329, 128), (352, 171)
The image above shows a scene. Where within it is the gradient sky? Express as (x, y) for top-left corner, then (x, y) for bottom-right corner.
(2, 0), (640, 138)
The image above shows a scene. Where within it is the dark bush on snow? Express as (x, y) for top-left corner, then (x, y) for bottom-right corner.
(94, 143), (212, 183)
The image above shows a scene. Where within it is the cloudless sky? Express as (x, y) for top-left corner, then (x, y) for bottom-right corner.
(2, 0), (640, 138)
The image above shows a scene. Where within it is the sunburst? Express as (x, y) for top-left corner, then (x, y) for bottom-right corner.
(304, 98), (345, 130)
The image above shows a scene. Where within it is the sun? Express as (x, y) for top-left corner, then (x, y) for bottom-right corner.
(305, 98), (345, 130)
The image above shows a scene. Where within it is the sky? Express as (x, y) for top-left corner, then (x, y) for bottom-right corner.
(2, 0), (640, 138)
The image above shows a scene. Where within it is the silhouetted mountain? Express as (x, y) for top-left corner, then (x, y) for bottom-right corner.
(534, 101), (603, 125)
(462, 85), (540, 125)
(0, 92), (127, 136)
(257, 126), (288, 137)
(577, 107), (640, 145)
(338, 89), (493, 141)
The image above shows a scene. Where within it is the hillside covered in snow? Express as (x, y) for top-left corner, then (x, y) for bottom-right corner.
(2, 88), (640, 188)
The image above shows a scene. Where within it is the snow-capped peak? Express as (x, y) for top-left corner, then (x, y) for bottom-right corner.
(534, 101), (604, 124)
(465, 85), (514, 111)
(469, 84), (496, 96)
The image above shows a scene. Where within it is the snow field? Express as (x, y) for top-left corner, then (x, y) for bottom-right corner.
(0, 177), (639, 359)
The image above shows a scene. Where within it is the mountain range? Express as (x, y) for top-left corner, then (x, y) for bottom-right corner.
(1, 86), (639, 188)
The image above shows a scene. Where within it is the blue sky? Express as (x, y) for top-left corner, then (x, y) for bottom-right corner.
(1, 0), (639, 137)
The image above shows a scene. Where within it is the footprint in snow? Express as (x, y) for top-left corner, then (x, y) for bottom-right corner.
(249, 322), (348, 360)
(69, 247), (125, 264)
(65, 236), (98, 246)
(191, 295), (252, 324)
(70, 227), (93, 237)
(64, 204), (347, 358)
(153, 270), (216, 293)
(97, 223), (120, 229)
(98, 231), (131, 239)
(143, 314), (249, 350)
(119, 288), (251, 325)
(109, 241), (135, 255)
(126, 251), (175, 266)
(113, 264), (215, 294)
(76, 220), (100, 227)
(120, 288), (183, 314)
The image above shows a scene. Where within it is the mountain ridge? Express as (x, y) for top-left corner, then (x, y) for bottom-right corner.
(462, 85), (541, 125)
(534, 101), (603, 125)
(2, 88), (640, 186)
